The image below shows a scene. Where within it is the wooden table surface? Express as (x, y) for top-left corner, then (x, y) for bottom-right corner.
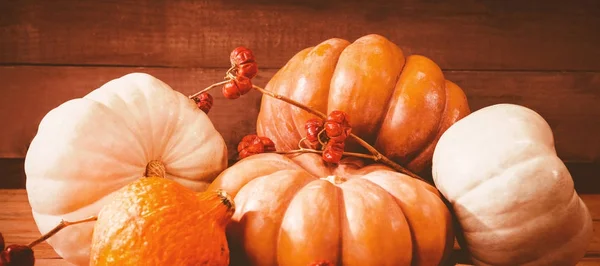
(1, 189), (599, 265)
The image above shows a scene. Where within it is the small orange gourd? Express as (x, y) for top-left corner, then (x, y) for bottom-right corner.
(90, 176), (235, 266)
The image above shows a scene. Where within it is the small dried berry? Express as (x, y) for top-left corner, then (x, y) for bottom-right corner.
(322, 140), (345, 163)
(192, 92), (214, 114)
(230, 47), (258, 79)
(2, 244), (34, 266)
(237, 134), (276, 159)
(230, 46), (255, 66)
(304, 118), (325, 148)
(324, 110), (351, 142)
(0, 232), (4, 251)
(222, 76), (253, 99)
(238, 61), (258, 79)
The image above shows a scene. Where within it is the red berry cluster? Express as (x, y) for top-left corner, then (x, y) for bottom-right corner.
(0, 233), (35, 266)
(304, 111), (352, 163)
(192, 92), (214, 114)
(223, 47), (259, 99)
(237, 134), (276, 159)
(191, 46), (258, 113)
(304, 118), (325, 148)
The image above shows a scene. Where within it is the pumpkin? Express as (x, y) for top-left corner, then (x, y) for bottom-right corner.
(90, 176), (235, 266)
(432, 104), (593, 265)
(24, 73), (228, 265)
(207, 153), (454, 266)
(256, 34), (471, 175)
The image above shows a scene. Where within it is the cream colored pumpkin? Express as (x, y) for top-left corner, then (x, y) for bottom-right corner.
(432, 103), (593, 265)
(24, 73), (228, 265)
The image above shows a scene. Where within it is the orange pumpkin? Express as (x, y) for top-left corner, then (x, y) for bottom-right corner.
(207, 153), (454, 266)
(256, 34), (470, 174)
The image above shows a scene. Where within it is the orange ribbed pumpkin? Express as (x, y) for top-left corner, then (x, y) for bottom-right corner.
(207, 153), (454, 266)
(256, 34), (470, 175)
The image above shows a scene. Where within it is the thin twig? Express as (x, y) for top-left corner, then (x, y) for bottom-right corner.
(188, 67), (425, 182)
(276, 148), (377, 160)
(252, 85), (327, 119)
(252, 85), (425, 181)
(188, 80), (230, 99)
(348, 133), (423, 181)
(28, 216), (98, 248)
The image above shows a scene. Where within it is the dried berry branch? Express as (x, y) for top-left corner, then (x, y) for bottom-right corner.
(190, 46), (424, 182)
(0, 216), (97, 266)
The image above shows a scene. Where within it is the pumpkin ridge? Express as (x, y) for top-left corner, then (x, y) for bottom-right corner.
(139, 80), (157, 159)
(359, 171), (453, 266)
(289, 39), (349, 140)
(335, 181), (345, 265)
(235, 169), (314, 265)
(357, 173), (422, 264)
(453, 154), (548, 206)
(77, 98), (149, 167)
(275, 178), (342, 264)
(266, 48), (313, 151)
(83, 80), (153, 162)
(405, 79), (471, 173)
(402, 78), (452, 170)
(327, 34), (405, 146)
(373, 55), (447, 169)
(25, 99), (145, 215)
(366, 40), (408, 148)
(338, 178), (413, 264)
(153, 87), (186, 161)
(466, 192), (587, 265)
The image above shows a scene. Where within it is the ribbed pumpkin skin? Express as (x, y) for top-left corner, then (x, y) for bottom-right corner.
(207, 153), (454, 266)
(256, 34), (470, 174)
(432, 104), (593, 265)
(24, 73), (228, 265)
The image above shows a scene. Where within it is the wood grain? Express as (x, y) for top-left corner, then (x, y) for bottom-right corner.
(1, 0), (599, 71)
(1, 189), (599, 265)
(1, 66), (598, 163)
(0, 66), (267, 161)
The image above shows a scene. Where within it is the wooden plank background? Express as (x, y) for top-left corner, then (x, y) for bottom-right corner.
(0, 1), (599, 265)
(1, 0), (598, 190)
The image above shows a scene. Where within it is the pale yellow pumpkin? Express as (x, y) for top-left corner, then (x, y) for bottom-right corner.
(24, 73), (228, 265)
(432, 103), (593, 265)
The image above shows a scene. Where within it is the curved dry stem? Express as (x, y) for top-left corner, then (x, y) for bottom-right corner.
(252, 85), (327, 118)
(316, 129), (328, 148)
(188, 79), (229, 99)
(276, 148), (377, 161)
(252, 85), (424, 181)
(188, 80), (230, 99)
(189, 70), (425, 182)
(28, 216), (98, 248)
(348, 133), (423, 180)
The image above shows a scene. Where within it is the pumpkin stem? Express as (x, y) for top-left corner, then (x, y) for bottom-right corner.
(145, 160), (166, 178)
(197, 190), (236, 227)
(27, 216), (98, 248)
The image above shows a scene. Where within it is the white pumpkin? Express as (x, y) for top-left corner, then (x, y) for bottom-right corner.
(24, 73), (228, 265)
(432, 103), (593, 265)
